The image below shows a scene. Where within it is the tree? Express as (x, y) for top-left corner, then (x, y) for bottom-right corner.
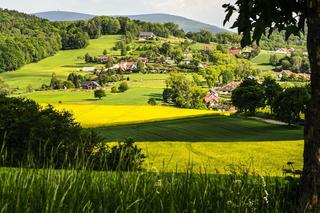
(94, 89), (106, 99)
(148, 98), (157, 105)
(118, 82), (129, 92)
(231, 78), (265, 115)
(137, 60), (145, 72)
(262, 77), (283, 113)
(0, 78), (10, 97)
(269, 54), (279, 66)
(103, 49), (108, 55)
(223, 0), (319, 208)
(273, 87), (310, 125)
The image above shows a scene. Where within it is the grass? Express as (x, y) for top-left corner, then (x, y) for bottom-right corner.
(93, 114), (303, 176)
(0, 35), (121, 91)
(0, 168), (299, 212)
(251, 50), (286, 71)
(98, 115), (303, 142)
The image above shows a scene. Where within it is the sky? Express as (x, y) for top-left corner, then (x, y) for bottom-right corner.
(0, 0), (235, 28)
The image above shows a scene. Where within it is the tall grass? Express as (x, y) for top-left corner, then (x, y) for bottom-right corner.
(0, 167), (300, 212)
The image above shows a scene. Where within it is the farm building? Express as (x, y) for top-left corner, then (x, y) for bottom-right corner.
(97, 55), (114, 63)
(180, 57), (193, 65)
(137, 57), (148, 63)
(82, 67), (95, 72)
(203, 89), (219, 107)
(219, 81), (241, 94)
(228, 49), (242, 55)
(274, 48), (295, 54)
(113, 62), (137, 73)
(278, 70), (310, 80)
(139, 32), (156, 40)
(82, 80), (101, 90)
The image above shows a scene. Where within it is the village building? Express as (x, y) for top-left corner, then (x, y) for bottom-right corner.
(203, 89), (219, 107)
(81, 67), (95, 72)
(112, 61), (137, 73)
(97, 55), (114, 63)
(82, 80), (101, 90)
(203, 44), (213, 50)
(165, 58), (175, 66)
(219, 81), (241, 94)
(278, 70), (310, 80)
(274, 48), (295, 54)
(228, 49), (242, 55)
(180, 57), (193, 65)
(139, 32), (156, 40)
(137, 57), (148, 63)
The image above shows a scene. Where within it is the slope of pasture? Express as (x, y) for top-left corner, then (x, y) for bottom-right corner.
(251, 50), (285, 71)
(97, 115), (303, 176)
(0, 35), (121, 91)
(22, 73), (167, 105)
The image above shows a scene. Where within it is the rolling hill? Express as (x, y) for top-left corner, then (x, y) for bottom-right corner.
(33, 11), (229, 33)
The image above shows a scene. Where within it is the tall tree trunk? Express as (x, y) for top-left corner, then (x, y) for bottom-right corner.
(301, 0), (320, 211)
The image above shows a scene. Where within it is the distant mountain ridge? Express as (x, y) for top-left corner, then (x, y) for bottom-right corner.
(33, 11), (229, 33)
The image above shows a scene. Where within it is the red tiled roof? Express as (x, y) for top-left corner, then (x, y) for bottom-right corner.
(229, 49), (241, 55)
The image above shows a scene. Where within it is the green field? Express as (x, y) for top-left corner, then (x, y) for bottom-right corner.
(1, 35), (305, 176)
(251, 50), (285, 71)
(0, 35), (121, 91)
(98, 115), (303, 175)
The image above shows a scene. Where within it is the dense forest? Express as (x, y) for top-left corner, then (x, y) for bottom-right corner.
(0, 9), (61, 72)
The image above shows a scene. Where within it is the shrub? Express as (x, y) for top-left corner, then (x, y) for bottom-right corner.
(148, 98), (157, 105)
(111, 85), (120, 93)
(94, 89), (106, 99)
(119, 82), (129, 92)
(0, 97), (85, 167)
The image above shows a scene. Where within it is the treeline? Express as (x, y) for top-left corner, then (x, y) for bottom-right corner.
(0, 9), (62, 72)
(0, 9), (185, 72)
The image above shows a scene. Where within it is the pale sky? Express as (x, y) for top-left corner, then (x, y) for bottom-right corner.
(0, 0), (235, 28)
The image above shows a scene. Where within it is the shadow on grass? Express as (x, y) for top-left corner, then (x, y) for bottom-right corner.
(94, 114), (304, 143)
(143, 93), (163, 101)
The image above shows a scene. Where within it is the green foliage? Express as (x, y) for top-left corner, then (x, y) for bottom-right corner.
(137, 60), (145, 72)
(262, 77), (283, 113)
(0, 78), (10, 97)
(164, 73), (207, 109)
(269, 54), (279, 66)
(0, 9), (62, 72)
(111, 85), (120, 93)
(148, 98), (157, 105)
(94, 89), (106, 99)
(0, 168), (301, 212)
(273, 87), (310, 125)
(67, 73), (84, 88)
(118, 82), (129, 92)
(186, 30), (213, 43)
(232, 78), (266, 114)
(0, 97), (82, 167)
(61, 27), (89, 50)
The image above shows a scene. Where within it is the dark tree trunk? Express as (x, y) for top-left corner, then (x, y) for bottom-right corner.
(301, 0), (320, 211)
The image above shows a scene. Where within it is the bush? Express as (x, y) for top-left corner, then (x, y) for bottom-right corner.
(0, 97), (85, 167)
(148, 98), (157, 105)
(119, 82), (129, 92)
(111, 85), (120, 93)
(94, 89), (106, 99)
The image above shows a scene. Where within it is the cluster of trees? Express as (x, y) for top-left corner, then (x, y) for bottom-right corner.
(202, 56), (260, 87)
(272, 52), (310, 73)
(0, 9), (61, 72)
(163, 73), (207, 109)
(0, 96), (145, 170)
(111, 82), (129, 93)
(232, 77), (310, 125)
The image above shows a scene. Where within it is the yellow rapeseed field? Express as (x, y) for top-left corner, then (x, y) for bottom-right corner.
(53, 104), (229, 127)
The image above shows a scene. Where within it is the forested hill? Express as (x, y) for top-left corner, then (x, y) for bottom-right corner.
(0, 9), (62, 72)
(34, 11), (95, 21)
(34, 11), (228, 33)
(126, 14), (228, 33)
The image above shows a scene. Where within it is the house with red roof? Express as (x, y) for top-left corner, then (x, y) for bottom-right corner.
(228, 49), (242, 55)
(203, 89), (219, 107)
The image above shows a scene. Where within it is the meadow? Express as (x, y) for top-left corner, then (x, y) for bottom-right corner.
(251, 50), (285, 71)
(0, 35), (121, 91)
(1, 35), (305, 176)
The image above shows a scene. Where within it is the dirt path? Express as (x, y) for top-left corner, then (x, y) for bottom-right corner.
(249, 117), (289, 126)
